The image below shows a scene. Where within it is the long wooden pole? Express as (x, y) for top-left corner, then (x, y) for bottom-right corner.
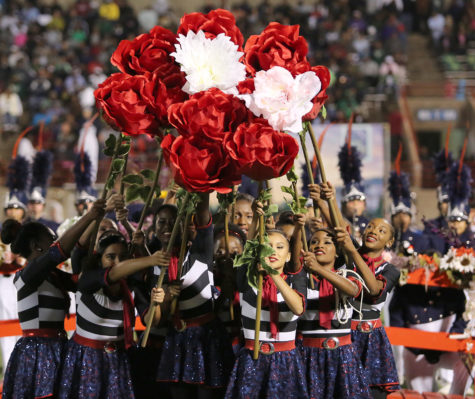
(169, 210), (193, 316)
(141, 191), (191, 347)
(223, 211), (234, 320)
(87, 133), (124, 258)
(306, 123), (339, 227)
(253, 182), (265, 360)
(307, 122), (351, 266)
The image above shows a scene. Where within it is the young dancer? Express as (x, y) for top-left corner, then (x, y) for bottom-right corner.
(1, 199), (106, 399)
(226, 202), (308, 399)
(344, 219), (401, 398)
(156, 193), (234, 399)
(297, 226), (371, 398)
(58, 229), (169, 399)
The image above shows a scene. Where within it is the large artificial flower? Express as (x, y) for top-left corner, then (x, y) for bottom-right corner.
(94, 73), (162, 137)
(244, 22), (309, 77)
(171, 30), (246, 95)
(303, 65), (331, 121)
(224, 118), (299, 180)
(168, 88), (250, 140)
(148, 70), (188, 127)
(111, 26), (179, 78)
(239, 66), (321, 133)
(161, 133), (241, 193)
(177, 8), (244, 49)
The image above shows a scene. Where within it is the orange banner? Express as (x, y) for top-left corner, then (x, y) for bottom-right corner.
(0, 318), (472, 353)
(405, 268), (458, 289)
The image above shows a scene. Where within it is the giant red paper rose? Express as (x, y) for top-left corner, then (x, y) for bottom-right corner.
(94, 73), (161, 137)
(224, 119), (299, 180)
(149, 70), (188, 127)
(177, 8), (244, 50)
(111, 26), (179, 79)
(168, 88), (250, 140)
(303, 65), (331, 121)
(244, 22), (309, 77)
(161, 133), (241, 193)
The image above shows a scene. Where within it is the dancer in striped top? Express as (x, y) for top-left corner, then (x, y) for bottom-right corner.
(225, 207), (308, 399)
(1, 199), (106, 399)
(297, 228), (371, 399)
(156, 193), (234, 399)
(58, 230), (169, 399)
(344, 218), (401, 398)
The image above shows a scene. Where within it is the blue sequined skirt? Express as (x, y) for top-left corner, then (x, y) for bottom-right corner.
(2, 336), (66, 399)
(57, 339), (135, 399)
(351, 326), (400, 391)
(297, 340), (372, 399)
(156, 318), (234, 387)
(225, 347), (308, 399)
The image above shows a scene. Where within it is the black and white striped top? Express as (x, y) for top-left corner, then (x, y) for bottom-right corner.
(237, 265), (307, 343)
(298, 271), (360, 338)
(15, 242), (75, 331)
(353, 261), (400, 321)
(75, 267), (131, 341)
(174, 222), (214, 321)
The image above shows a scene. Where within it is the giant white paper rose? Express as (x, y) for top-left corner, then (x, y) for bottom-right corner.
(240, 66), (321, 133)
(171, 30), (246, 95)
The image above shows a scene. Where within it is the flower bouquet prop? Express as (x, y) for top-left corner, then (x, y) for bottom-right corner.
(96, 8), (330, 355)
(440, 247), (475, 288)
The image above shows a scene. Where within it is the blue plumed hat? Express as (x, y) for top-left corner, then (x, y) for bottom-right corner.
(446, 137), (472, 222)
(388, 143), (412, 216)
(74, 151), (97, 204)
(433, 125), (453, 203)
(29, 150), (53, 204)
(5, 127), (34, 211)
(338, 117), (366, 203)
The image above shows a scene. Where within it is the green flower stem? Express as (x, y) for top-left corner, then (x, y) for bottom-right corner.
(253, 181), (266, 360)
(298, 131), (320, 219)
(119, 152), (129, 196)
(291, 179), (314, 289)
(170, 210), (193, 316)
(137, 148), (163, 232)
(141, 191), (191, 348)
(306, 122), (351, 267)
(87, 133), (124, 259)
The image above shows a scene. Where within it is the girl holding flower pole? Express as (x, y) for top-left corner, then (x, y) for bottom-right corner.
(155, 192), (234, 399)
(226, 201), (308, 399)
(290, 213), (371, 398)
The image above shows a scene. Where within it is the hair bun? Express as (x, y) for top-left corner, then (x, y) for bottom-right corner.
(1, 219), (22, 245)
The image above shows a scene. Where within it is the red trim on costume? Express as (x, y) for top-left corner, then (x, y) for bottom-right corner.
(244, 339), (295, 352)
(348, 276), (363, 297)
(351, 319), (382, 331)
(52, 241), (67, 258)
(196, 214), (212, 230)
(73, 333), (125, 350)
(302, 334), (352, 348)
(286, 265), (303, 275)
(371, 274), (387, 301)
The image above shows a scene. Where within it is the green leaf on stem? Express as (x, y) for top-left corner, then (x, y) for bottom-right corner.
(140, 169), (156, 181)
(321, 105), (327, 120)
(122, 174), (144, 185)
(138, 186), (151, 203)
(286, 167), (298, 183)
(234, 235), (278, 289)
(112, 158), (125, 172)
(105, 134), (117, 152)
(125, 184), (141, 203)
(117, 144), (130, 156)
(217, 191), (237, 214)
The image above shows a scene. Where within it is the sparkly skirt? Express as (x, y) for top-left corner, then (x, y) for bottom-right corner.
(297, 340), (371, 399)
(156, 318), (234, 387)
(57, 339), (135, 399)
(2, 336), (66, 399)
(225, 347), (308, 399)
(351, 326), (400, 391)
